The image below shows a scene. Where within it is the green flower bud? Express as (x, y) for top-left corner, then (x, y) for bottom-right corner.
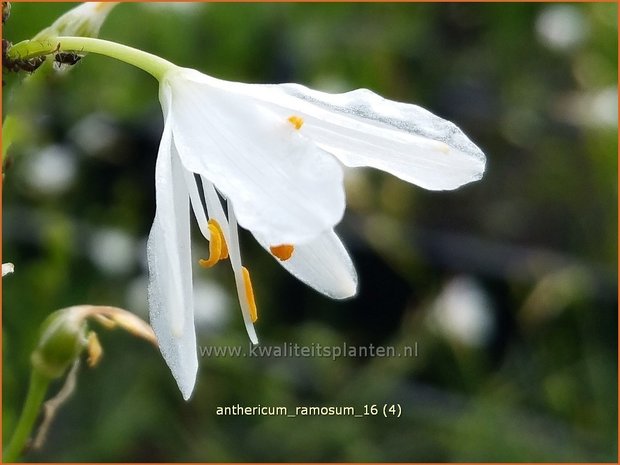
(30, 307), (87, 380)
(30, 304), (156, 380)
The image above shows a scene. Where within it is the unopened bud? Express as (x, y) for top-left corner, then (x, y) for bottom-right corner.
(31, 307), (87, 379)
(30, 304), (156, 380)
(33, 2), (118, 40)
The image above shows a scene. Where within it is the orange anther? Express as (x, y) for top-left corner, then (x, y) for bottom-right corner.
(287, 115), (304, 130)
(241, 266), (258, 323)
(199, 219), (228, 268)
(211, 219), (228, 259)
(270, 244), (295, 261)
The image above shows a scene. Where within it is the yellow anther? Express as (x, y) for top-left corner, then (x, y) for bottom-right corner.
(287, 115), (304, 130)
(211, 219), (229, 259)
(86, 331), (103, 368)
(199, 219), (228, 268)
(270, 244), (295, 261)
(241, 266), (258, 323)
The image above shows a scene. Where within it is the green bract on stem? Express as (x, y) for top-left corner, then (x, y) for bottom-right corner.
(7, 36), (176, 80)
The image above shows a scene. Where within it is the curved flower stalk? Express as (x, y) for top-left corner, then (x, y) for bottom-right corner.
(3, 2), (118, 158)
(153, 67), (486, 399)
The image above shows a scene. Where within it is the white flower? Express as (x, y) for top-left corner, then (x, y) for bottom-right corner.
(149, 66), (486, 399)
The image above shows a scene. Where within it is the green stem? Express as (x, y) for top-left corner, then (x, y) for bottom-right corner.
(7, 36), (176, 81)
(3, 371), (51, 462)
(2, 115), (20, 160)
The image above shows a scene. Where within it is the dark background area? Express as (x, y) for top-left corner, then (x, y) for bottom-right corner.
(2, 2), (617, 462)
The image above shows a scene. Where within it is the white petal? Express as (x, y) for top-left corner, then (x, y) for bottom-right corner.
(147, 103), (197, 400)
(163, 68), (346, 245)
(256, 230), (358, 300)
(221, 80), (486, 191)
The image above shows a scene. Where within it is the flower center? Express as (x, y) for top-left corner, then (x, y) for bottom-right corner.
(241, 266), (258, 322)
(199, 219), (229, 268)
(270, 244), (295, 261)
(287, 115), (304, 130)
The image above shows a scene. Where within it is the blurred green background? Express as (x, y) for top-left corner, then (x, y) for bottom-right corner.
(2, 2), (617, 462)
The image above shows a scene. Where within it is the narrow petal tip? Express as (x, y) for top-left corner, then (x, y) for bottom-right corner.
(179, 378), (196, 401)
(334, 273), (358, 300)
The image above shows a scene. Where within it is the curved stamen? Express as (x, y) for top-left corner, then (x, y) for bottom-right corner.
(215, 220), (229, 259)
(198, 219), (227, 268)
(226, 198), (259, 343)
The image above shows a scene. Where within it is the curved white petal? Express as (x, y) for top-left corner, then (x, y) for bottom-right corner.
(273, 84), (486, 190)
(207, 78), (485, 191)
(163, 68), (346, 246)
(256, 229), (358, 300)
(147, 94), (197, 400)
